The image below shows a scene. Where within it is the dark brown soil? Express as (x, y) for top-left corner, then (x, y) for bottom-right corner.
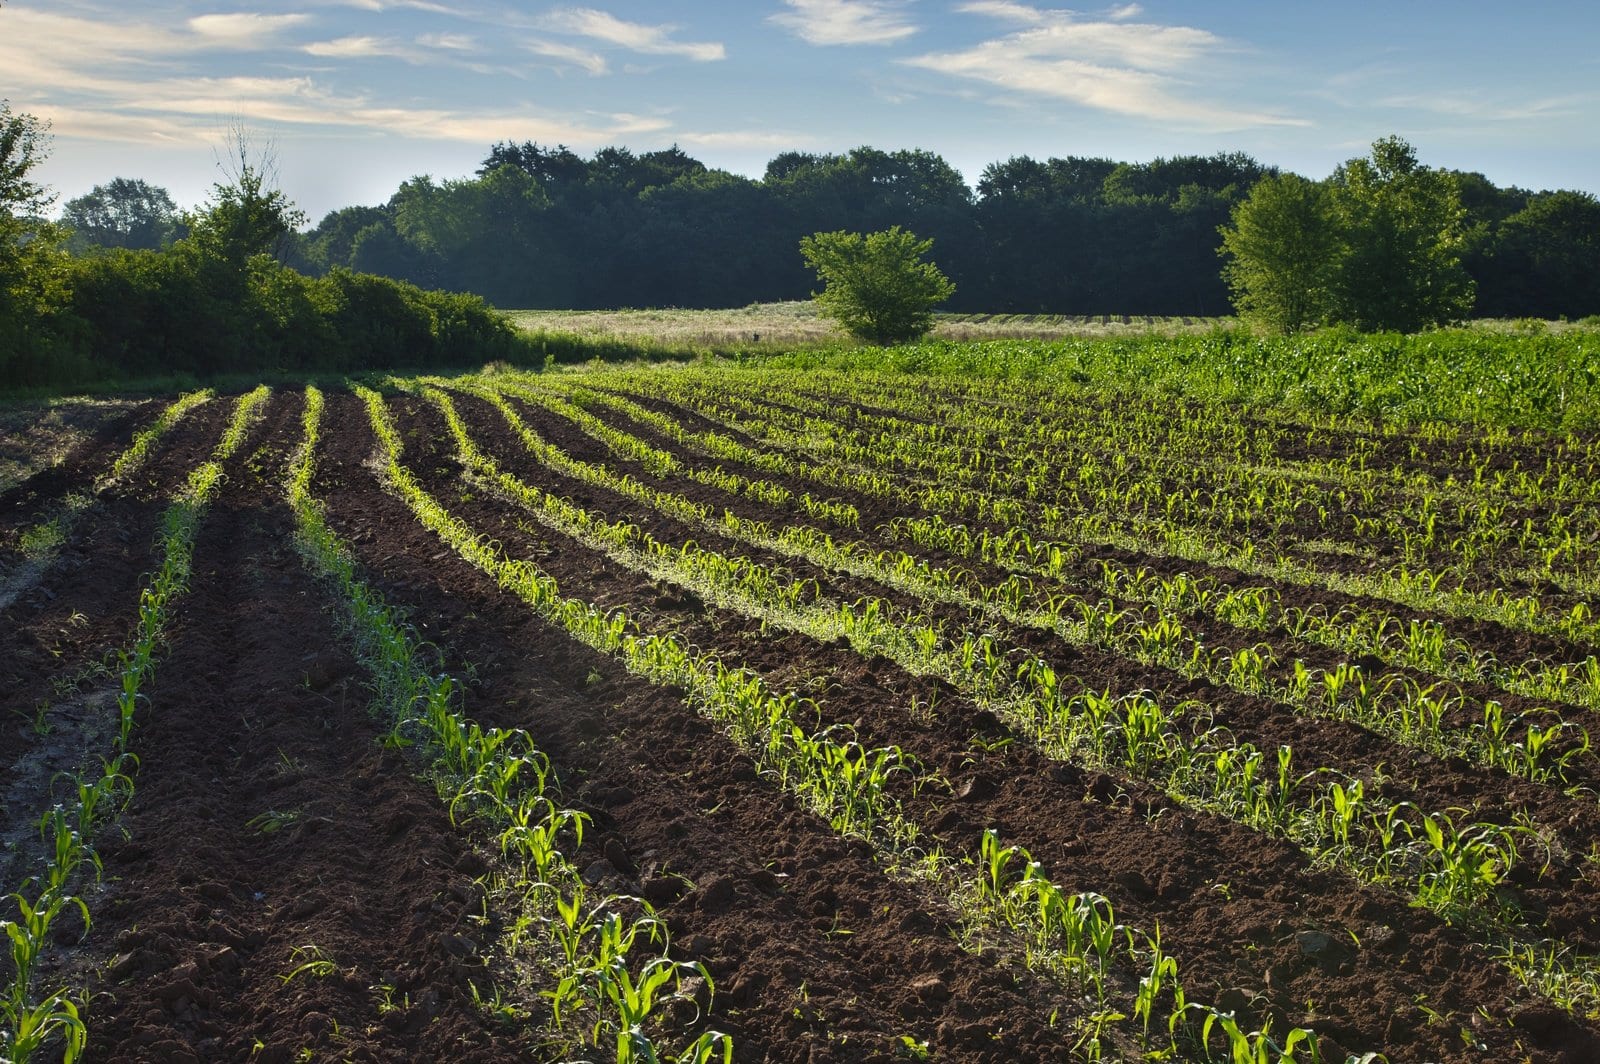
(7, 380), (1598, 1064)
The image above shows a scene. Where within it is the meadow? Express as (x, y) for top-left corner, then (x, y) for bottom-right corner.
(3, 334), (1600, 1063)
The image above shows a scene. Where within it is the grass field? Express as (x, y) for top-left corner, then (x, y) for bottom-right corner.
(4, 346), (1600, 1063)
(506, 302), (1233, 352)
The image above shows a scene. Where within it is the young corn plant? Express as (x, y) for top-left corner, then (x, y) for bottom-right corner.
(298, 386), (732, 1063)
(2, 386), (267, 1064)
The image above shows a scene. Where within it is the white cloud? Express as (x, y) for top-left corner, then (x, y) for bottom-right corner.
(955, 1), (1044, 25)
(909, 2), (1305, 129)
(305, 35), (413, 59)
(524, 38), (610, 75)
(770, 0), (918, 46)
(302, 33), (477, 63)
(0, 6), (671, 149)
(1379, 92), (1585, 122)
(1107, 3), (1142, 20)
(676, 129), (817, 149)
(543, 8), (725, 62)
(187, 13), (313, 47)
(418, 33), (477, 51)
(309, 0), (468, 12)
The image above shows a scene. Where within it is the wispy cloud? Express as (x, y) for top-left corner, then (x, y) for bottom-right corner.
(309, 0), (469, 13)
(0, 6), (670, 147)
(769, 0), (918, 47)
(1379, 92), (1586, 122)
(676, 129), (817, 149)
(305, 35), (417, 59)
(954, 1), (1043, 25)
(187, 12), (313, 47)
(524, 37), (611, 75)
(909, 1), (1304, 129)
(418, 33), (477, 50)
(542, 8), (725, 62)
(303, 32), (481, 63)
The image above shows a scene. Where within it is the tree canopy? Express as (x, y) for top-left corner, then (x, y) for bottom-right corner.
(800, 226), (955, 344)
(1220, 137), (1478, 333)
(1219, 173), (1339, 334)
(62, 178), (182, 252)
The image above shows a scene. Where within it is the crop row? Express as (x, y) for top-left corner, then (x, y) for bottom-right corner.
(425, 373), (1600, 1025)
(359, 383), (1359, 1062)
(543, 373), (1600, 724)
(2, 386), (265, 1064)
(452, 379), (1598, 792)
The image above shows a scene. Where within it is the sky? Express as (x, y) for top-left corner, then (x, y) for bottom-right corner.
(8, 0), (1599, 221)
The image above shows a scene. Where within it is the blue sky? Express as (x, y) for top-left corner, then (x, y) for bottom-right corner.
(8, 0), (1597, 220)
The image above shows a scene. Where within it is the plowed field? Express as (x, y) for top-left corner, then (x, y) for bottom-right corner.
(4, 366), (1600, 1064)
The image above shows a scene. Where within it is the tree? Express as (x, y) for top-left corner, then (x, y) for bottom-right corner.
(800, 226), (954, 344)
(1490, 191), (1600, 319)
(61, 178), (181, 251)
(1, 100), (74, 387)
(187, 129), (307, 269)
(1217, 137), (1477, 333)
(1, 100), (54, 218)
(1326, 135), (1474, 331)
(1218, 172), (1341, 333)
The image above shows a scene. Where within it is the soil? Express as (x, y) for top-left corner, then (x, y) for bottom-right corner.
(4, 379), (1598, 1064)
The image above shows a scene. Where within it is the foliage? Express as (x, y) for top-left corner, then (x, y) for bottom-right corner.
(0, 102), (78, 390)
(1221, 137), (1475, 333)
(274, 140), (1600, 320)
(61, 179), (182, 252)
(1326, 136), (1475, 332)
(1489, 190), (1600, 319)
(1219, 173), (1340, 333)
(186, 130), (307, 270)
(799, 227), (955, 344)
(0, 112), (536, 393)
(0, 101), (53, 218)
(757, 326), (1600, 430)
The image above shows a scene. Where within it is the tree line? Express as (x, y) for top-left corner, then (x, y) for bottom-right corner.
(9, 97), (1600, 391)
(66, 139), (1594, 322)
(267, 141), (1594, 320)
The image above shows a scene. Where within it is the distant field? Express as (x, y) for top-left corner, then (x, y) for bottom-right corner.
(505, 302), (1233, 349)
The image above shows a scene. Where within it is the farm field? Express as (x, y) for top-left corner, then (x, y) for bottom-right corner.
(4, 362), (1600, 1063)
(507, 302), (1229, 353)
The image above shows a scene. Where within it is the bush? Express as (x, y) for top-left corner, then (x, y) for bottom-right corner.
(800, 227), (955, 345)
(4, 243), (538, 392)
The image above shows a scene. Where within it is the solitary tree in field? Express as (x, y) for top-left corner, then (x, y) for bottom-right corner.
(800, 226), (955, 345)
(1218, 173), (1340, 333)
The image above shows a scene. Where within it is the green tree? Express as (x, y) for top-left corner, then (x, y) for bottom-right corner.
(799, 226), (954, 344)
(1327, 135), (1474, 331)
(0, 100), (78, 387)
(0, 100), (53, 217)
(1492, 190), (1600, 319)
(62, 178), (182, 252)
(1218, 172), (1340, 333)
(187, 130), (307, 269)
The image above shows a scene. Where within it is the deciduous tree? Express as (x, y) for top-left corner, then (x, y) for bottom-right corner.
(1218, 173), (1340, 333)
(188, 129), (307, 269)
(62, 178), (182, 251)
(1327, 136), (1474, 332)
(800, 226), (954, 344)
